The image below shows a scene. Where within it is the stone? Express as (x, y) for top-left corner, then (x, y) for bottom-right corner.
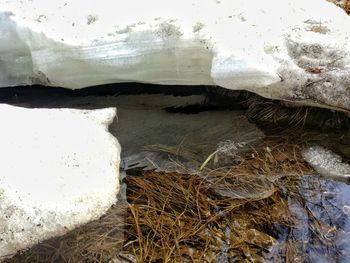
(0, 0), (349, 111)
(0, 105), (120, 261)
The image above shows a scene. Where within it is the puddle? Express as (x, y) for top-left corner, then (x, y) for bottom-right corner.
(2, 87), (350, 262)
(268, 175), (350, 263)
(114, 95), (263, 173)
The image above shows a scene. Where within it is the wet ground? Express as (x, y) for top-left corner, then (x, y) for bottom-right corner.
(1, 84), (350, 262)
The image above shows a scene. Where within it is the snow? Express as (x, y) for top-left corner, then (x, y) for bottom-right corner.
(302, 145), (350, 183)
(0, 0), (349, 111)
(0, 105), (120, 261)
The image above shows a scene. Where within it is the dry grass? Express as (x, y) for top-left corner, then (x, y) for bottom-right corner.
(123, 137), (313, 262)
(244, 96), (349, 130)
(245, 96), (310, 128)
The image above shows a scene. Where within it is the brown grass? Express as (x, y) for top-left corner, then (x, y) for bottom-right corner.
(244, 96), (349, 130)
(123, 137), (313, 262)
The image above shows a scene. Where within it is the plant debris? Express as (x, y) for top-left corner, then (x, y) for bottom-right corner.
(7, 134), (350, 263)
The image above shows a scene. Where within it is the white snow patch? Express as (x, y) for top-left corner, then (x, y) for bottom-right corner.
(0, 105), (120, 261)
(1, 0), (350, 110)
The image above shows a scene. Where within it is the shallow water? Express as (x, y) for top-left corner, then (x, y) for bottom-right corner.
(2, 86), (350, 262)
(267, 175), (350, 263)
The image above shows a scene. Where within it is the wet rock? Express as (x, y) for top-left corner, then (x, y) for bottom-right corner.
(0, 105), (120, 261)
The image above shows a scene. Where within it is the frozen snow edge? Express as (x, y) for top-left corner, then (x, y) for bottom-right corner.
(1, 0), (350, 111)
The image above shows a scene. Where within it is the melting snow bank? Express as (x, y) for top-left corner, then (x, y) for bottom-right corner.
(0, 105), (120, 261)
(302, 146), (350, 183)
(1, 0), (350, 111)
